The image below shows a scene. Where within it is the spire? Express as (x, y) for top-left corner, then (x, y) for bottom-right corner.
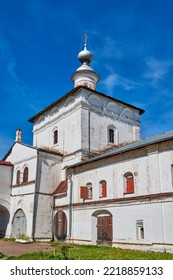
(71, 34), (99, 90)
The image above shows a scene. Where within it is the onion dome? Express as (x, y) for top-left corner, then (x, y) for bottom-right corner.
(71, 36), (99, 90)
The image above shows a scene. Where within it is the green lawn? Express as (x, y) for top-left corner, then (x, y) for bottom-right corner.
(5, 242), (173, 260)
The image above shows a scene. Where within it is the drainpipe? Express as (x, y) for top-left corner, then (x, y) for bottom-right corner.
(68, 173), (73, 239)
(51, 195), (55, 241)
(158, 152), (166, 252)
(88, 108), (91, 153)
(31, 150), (39, 240)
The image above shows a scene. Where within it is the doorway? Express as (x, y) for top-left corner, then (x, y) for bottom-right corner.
(55, 210), (67, 241)
(11, 209), (27, 239)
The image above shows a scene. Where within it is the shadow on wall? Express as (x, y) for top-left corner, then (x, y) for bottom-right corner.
(0, 205), (10, 238)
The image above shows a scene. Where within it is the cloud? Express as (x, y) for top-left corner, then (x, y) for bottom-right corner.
(143, 57), (173, 85)
(0, 33), (13, 62)
(101, 73), (140, 95)
(100, 37), (123, 60)
(7, 61), (31, 98)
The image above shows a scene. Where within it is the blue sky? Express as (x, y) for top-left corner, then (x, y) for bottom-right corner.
(0, 0), (173, 158)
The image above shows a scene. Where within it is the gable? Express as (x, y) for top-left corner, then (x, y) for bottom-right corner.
(4, 143), (37, 163)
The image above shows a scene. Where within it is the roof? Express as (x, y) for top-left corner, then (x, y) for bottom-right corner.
(68, 130), (173, 169)
(0, 160), (13, 167)
(2, 142), (63, 161)
(53, 180), (68, 195)
(28, 85), (145, 123)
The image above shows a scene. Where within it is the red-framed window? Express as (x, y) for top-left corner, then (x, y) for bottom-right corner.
(99, 180), (107, 197)
(124, 172), (134, 194)
(80, 183), (92, 199)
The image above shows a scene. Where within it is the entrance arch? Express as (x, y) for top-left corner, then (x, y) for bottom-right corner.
(0, 205), (10, 238)
(11, 209), (27, 239)
(54, 210), (67, 241)
(92, 210), (112, 246)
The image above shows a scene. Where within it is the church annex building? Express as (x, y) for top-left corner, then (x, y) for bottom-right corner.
(1, 41), (173, 253)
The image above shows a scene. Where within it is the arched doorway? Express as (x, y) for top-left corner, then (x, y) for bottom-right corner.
(92, 210), (112, 246)
(11, 209), (27, 239)
(54, 210), (67, 241)
(0, 205), (10, 238)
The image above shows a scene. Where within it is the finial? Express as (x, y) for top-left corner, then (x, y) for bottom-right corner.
(78, 33), (92, 64)
(71, 34), (100, 90)
(84, 32), (88, 49)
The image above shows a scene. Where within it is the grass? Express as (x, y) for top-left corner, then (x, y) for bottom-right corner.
(0, 251), (4, 259)
(6, 242), (173, 260)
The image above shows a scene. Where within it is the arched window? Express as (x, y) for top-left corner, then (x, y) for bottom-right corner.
(107, 125), (118, 145)
(16, 170), (21, 184)
(99, 180), (107, 198)
(86, 182), (92, 199)
(23, 167), (29, 183)
(80, 182), (92, 199)
(124, 172), (134, 194)
(136, 220), (144, 240)
(53, 129), (58, 145)
(109, 129), (114, 143)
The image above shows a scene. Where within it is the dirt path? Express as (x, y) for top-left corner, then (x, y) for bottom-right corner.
(0, 240), (55, 257)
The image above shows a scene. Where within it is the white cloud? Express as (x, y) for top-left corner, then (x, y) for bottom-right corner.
(101, 73), (140, 95)
(101, 37), (123, 60)
(143, 57), (173, 85)
(8, 61), (19, 82)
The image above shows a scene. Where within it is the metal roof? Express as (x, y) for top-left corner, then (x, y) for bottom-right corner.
(68, 130), (173, 169)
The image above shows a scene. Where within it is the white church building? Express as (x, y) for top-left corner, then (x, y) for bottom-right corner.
(1, 40), (173, 253)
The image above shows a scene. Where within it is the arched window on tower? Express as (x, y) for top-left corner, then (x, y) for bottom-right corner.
(53, 129), (58, 145)
(16, 170), (21, 185)
(124, 172), (134, 194)
(107, 125), (118, 145)
(109, 129), (114, 143)
(23, 167), (29, 183)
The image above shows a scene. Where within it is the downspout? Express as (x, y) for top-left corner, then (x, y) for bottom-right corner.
(158, 152), (166, 252)
(88, 108), (91, 153)
(51, 195), (55, 241)
(31, 150), (39, 240)
(68, 173), (73, 239)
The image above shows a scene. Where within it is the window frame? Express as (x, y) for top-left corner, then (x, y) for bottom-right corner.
(80, 182), (92, 199)
(23, 167), (29, 183)
(53, 129), (58, 145)
(107, 125), (118, 146)
(136, 220), (144, 240)
(109, 128), (114, 144)
(99, 180), (107, 198)
(124, 172), (134, 194)
(16, 170), (21, 185)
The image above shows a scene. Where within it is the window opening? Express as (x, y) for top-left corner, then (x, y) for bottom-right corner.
(80, 182), (92, 199)
(53, 129), (58, 144)
(124, 172), (134, 194)
(109, 128), (114, 143)
(99, 180), (107, 197)
(16, 170), (20, 184)
(23, 167), (29, 183)
(136, 220), (144, 240)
